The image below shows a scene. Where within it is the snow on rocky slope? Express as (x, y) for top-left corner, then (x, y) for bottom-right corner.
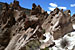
(40, 24), (75, 50)
(49, 24), (75, 50)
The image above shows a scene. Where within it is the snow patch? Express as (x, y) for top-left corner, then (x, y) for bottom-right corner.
(73, 24), (75, 29)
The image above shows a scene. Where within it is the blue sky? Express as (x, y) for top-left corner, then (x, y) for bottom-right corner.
(0, 0), (75, 15)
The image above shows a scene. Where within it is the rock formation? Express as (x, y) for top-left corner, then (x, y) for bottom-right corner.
(42, 8), (73, 40)
(71, 14), (75, 24)
(0, 0), (74, 50)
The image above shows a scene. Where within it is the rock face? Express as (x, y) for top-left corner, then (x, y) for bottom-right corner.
(0, 2), (43, 50)
(42, 8), (73, 40)
(0, 0), (74, 50)
(71, 14), (75, 24)
(30, 3), (48, 16)
(30, 3), (41, 15)
(12, 0), (21, 10)
(0, 2), (3, 14)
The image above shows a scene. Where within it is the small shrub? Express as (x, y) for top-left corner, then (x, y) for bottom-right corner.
(67, 33), (71, 37)
(60, 38), (69, 48)
(42, 29), (46, 34)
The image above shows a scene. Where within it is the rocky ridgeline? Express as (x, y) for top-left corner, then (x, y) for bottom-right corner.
(42, 8), (73, 40)
(0, 0), (75, 50)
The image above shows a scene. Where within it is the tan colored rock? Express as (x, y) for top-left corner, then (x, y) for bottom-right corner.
(42, 8), (73, 40)
(52, 11), (73, 39)
(24, 15), (39, 29)
(71, 14), (75, 24)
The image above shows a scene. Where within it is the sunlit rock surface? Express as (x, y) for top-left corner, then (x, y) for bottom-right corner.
(0, 0), (75, 50)
(49, 25), (75, 50)
(42, 8), (73, 40)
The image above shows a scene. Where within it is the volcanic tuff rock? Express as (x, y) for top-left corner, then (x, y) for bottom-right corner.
(30, 3), (48, 16)
(0, 0), (75, 50)
(42, 8), (73, 40)
(71, 14), (75, 24)
(0, 1), (47, 50)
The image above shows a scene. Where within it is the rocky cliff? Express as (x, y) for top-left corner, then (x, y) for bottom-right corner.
(0, 0), (75, 50)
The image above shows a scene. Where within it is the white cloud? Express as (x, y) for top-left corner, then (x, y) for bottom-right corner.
(49, 3), (58, 7)
(47, 11), (50, 14)
(48, 7), (55, 11)
(70, 4), (75, 7)
(48, 3), (67, 11)
(58, 7), (67, 10)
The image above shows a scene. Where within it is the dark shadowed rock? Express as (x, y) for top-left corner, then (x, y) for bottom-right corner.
(32, 3), (36, 10)
(30, 3), (42, 15)
(12, 0), (21, 10)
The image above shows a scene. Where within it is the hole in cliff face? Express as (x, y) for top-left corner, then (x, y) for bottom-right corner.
(72, 19), (75, 22)
(55, 11), (59, 14)
(42, 36), (46, 40)
(55, 24), (60, 28)
(56, 16), (59, 18)
(19, 27), (22, 31)
(52, 14), (55, 16)
(51, 23), (53, 26)
(51, 17), (53, 19)
(48, 21), (51, 23)
(13, 34), (15, 36)
(17, 16), (24, 22)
